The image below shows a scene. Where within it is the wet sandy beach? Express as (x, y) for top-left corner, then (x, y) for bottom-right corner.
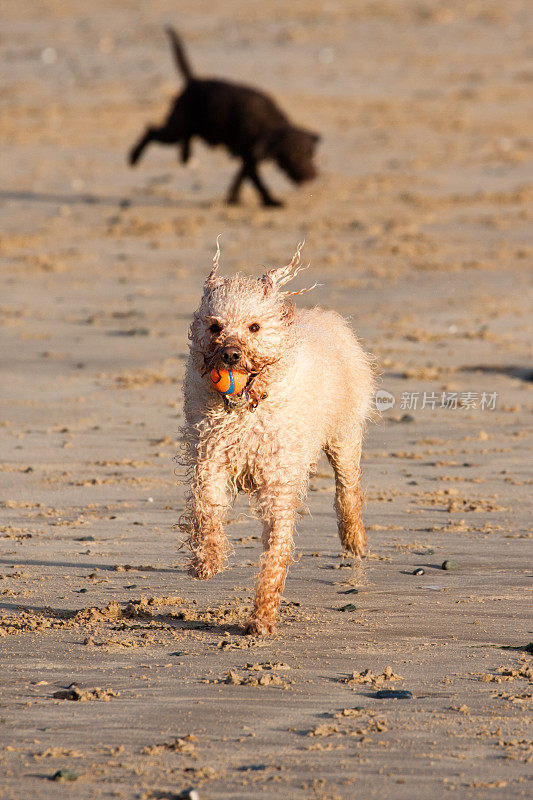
(1, 1), (532, 798)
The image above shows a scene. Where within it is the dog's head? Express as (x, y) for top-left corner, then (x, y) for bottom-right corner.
(189, 242), (314, 397)
(270, 126), (320, 184)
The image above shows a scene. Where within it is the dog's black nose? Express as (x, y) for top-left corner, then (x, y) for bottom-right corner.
(221, 346), (242, 366)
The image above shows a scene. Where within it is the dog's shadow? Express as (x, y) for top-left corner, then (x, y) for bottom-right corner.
(0, 557), (176, 573)
(0, 599), (248, 637)
(141, 609), (246, 636)
(0, 189), (213, 211)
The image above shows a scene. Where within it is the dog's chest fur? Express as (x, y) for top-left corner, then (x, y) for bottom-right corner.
(197, 398), (304, 490)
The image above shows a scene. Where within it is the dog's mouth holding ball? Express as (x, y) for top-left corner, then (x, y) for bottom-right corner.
(204, 344), (255, 397)
(209, 367), (263, 411)
(201, 339), (277, 411)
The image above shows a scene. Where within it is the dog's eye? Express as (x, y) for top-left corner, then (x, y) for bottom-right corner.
(209, 323), (222, 335)
(249, 323), (260, 333)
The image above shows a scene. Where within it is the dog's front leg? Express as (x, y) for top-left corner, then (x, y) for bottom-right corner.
(188, 459), (230, 580)
(180, 138), (191, 163)
(227, 164), (247, 205)
(227, 160), (283, 208)
(246, 492), (297, 635)
(246, 162), (283, 207)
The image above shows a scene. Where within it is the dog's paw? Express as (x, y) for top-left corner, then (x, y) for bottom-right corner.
(128, 147), (141, 166)
(262, 197), (284, 208)
(244, 617), (277, 636)
(188, 559), (223, 580)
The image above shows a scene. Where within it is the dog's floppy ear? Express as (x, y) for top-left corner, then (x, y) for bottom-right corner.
(261, 242), (318, 298)
(204, 235), (223, 291)
(261, 241), (305, 294)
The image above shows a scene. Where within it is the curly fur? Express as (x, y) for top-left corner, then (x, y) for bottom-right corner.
(179, 244), (375, 635)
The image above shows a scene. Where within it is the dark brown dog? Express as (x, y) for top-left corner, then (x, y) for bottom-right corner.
(129, 28), (320, 207)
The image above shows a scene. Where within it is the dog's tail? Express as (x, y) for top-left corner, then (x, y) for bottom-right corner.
(166, 27), (194, 81)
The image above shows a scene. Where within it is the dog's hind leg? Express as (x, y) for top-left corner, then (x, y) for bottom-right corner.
(128, 125), (179, 166)
(325, 430), (366, 559)
(187, 459), (230, 580)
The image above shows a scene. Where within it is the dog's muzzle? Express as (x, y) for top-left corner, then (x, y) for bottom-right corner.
(221, 345), (242, 366)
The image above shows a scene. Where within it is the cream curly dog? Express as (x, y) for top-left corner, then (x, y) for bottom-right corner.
(180, 243), (375, 635)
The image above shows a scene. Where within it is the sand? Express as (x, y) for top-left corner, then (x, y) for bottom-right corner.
(0, 1), (532, 798)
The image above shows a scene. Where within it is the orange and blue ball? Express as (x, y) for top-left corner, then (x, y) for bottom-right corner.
(210, 368), (248, 396)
